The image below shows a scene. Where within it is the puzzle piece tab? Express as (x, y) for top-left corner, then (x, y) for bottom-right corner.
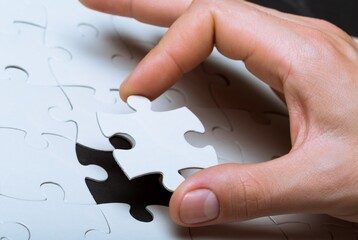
(98, 96), (218, 191)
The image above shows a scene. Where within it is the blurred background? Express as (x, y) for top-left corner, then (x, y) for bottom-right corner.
(248, 0), (358, 36)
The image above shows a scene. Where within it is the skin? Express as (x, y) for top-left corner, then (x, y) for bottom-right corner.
(80, 0), (358, 226)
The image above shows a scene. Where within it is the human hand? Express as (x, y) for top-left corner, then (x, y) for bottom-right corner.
(81, 0), (358, 226)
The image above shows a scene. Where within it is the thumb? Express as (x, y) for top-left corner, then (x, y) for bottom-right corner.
(169, 151), (333, 227)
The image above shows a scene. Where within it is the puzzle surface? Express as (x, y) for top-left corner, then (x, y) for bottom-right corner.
(0, 0), (357, 239)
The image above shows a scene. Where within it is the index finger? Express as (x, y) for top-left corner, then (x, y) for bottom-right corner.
(119, 0), (309, 100)
(80, 0), (192, 27)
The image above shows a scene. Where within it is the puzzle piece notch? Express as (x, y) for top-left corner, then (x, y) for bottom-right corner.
(0, 66), (28, 82)
(76, 141), (172, 222)
(0, 129), (107, 204)
(98, 96), (218, 191)
(0, 183), (109, 239)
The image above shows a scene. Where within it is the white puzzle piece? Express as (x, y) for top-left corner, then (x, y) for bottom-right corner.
(85, 204), (191, 240)
(0, 183), (109, 240)
(97, 96), (218, 191)
(0, 129), (107, 203)
(50, 86), (133, 151)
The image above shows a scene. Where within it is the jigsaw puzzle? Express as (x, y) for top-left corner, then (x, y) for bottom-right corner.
(0, 0), (357, 238)
(97, 95), (218, 191)
(0, 128), (107, 203)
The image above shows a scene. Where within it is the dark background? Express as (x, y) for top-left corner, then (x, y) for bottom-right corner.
(248, 0), (358, 36)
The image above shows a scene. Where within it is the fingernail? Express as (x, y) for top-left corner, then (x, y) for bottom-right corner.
(179, 189), (219, 224)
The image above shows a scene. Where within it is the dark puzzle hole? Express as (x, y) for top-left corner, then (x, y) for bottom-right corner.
(109, 135), (133, 150)
(76, 143), (172, 222)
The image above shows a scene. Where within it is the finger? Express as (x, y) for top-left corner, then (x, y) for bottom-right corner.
(169, 148), (342, 226)
(120, 0), (215, 100)
(80, 0), (191, 27)
(120, 0), (313, 100)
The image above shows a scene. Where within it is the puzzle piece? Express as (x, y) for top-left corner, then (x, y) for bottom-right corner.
(0, 222), (30, 240)
(85, 204), (191, 240)
(0, 128), (107, 203)
(0, 70), (74, 148)
(50, 86), (133, 151)
(0, 183), (109, 239)
(97, 96), (218, 191)
(76, 142), (172, 222)
(43, 0), (132, 103)
(0, 22), (63, 86)
(0, 0), (45, 35)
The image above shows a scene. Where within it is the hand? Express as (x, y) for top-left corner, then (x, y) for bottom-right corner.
(81, 0), (358, 226)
